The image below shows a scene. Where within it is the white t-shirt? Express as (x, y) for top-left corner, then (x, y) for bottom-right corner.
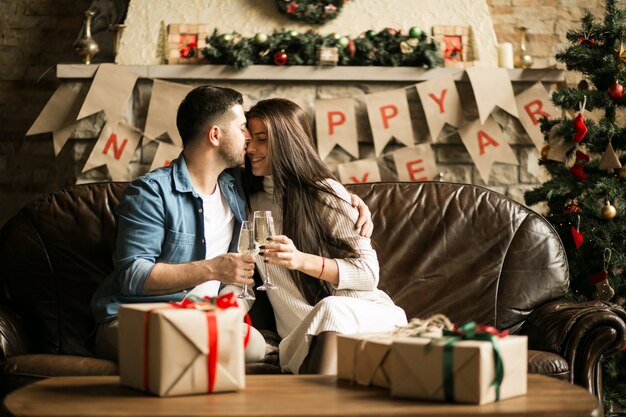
(186, 183), (234, 299)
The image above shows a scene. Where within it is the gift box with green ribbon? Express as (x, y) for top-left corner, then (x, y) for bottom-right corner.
(390, 322), (527, 404)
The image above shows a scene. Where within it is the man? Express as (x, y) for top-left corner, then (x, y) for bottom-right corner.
(91, 85), (371, 362)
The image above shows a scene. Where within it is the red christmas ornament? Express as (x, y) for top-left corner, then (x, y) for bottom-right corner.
(387, 28), (397, 36)
(572, 112), (587, 143)
(570, 150), (590, 181)
(608, 82), (625, 99)
(273, 50), (288, 66)
(563, 204), (581, 214)
(570, 226), (584, 249)
(286, 1), (299, 14)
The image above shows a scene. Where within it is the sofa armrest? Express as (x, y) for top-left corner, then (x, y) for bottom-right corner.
(520, 298), (626, 395)
(0, 303), (33, 361)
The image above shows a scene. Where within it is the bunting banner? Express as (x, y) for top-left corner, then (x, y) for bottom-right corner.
(547, 126), (570, 163)
(466, 68), (518, 123)
(26, 83), (87, 155)
(458, 115), (519, 183)
(315, 98), (359, 160)
(392, 144), (438, 182)
(77, 64), (139, 125)
(415, 76), (464, 142)
(143, 80), (194, 147)
(82, 121), (142, 181)
(364, 88), (413, 155)
(515, 82), (560, 150)
(337, 159), (381, 184)
(150, 141), (183, 171)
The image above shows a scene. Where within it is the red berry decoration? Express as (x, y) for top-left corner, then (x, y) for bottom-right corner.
(273, 50), (288, 66)
(387, 28), (397, 36)
(608, 82), (625, 99)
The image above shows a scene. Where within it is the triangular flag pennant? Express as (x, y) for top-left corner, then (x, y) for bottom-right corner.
(77, 64), (139, 125)
(392, 144), (437, 182)
(598, 142), (622, 172)
(26, 83), (87, 155)
(458, 116), (518, 183)
(466, 68), (518, 124)
(150, 141), (183, 172)
(315, 98), (359, 160)
(144, 80), (193, 146)
(415, 76), (464, 142)
(82, 121), (142, 181)
(337, 159), (381, 184)
(514, 82), (560, 150)
(364, 88), (413, 155)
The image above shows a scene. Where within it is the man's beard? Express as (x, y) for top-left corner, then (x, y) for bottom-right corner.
(219, 138), (245, 168)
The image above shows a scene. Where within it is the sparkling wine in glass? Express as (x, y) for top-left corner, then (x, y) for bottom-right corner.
(237, 220), (256, 300)
(253, 210), (277, 291)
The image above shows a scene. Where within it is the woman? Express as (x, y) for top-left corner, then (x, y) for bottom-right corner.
(228, 98), (407, 374)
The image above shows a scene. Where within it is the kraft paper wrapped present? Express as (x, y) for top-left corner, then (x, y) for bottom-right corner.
(390, 323), (527, 404)
(337, 333), (394, 388)
(118, 294), (246, 397)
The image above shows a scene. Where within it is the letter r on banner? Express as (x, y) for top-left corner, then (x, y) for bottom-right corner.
(523, 99), (551, 125)
(327, 111), (346, 135)
(102, 133), (128, 160)
(380, 105), (399, 129)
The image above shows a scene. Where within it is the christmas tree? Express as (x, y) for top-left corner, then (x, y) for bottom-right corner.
(524, 0), (626, 410)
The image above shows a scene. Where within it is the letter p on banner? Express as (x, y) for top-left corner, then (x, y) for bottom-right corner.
(315, 98), (359, 161)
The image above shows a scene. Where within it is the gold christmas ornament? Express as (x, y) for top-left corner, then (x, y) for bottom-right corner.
(619, 165), (626, 180)
(618, 42), (626, 69)
(540, 144), (550, 160)
(601, 201), (617, 220)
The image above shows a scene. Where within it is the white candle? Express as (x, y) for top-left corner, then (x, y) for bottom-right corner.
(498, 42), (514, 69)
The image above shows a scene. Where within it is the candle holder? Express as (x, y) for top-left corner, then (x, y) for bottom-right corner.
(516, 27), (534, 69)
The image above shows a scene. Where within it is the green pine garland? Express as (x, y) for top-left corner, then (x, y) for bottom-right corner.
(276, 0), (347, 25)
(524, 0), (626, 411)
(202, 28), (443, 69)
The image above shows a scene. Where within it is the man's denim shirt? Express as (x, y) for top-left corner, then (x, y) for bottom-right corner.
(91, 155), (246, 323)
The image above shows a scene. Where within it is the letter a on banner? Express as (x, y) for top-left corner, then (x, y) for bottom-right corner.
(315, 98), (359, 160)
(392, 144), (437, 182)
(150, 141), (183, 171)
(144, 80), (193, 147)
(458, 116), (518, 183)
(415, 76), (464, 142)
(337, 159), (381, 184)
(82, 121), (142, 181)
(514, 82), (560, 150)
(365, 88), (413, 155)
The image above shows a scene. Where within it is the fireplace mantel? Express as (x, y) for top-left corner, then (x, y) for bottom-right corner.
(56, 64), (564, 83)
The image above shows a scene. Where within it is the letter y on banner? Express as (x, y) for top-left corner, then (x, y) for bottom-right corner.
(514, 82), (560, 150)
(82, 121), (142, 181)
(415, 76), (464, 142)
(315, 98), (359, 160)
(365, 88), (413, 155)
(337, 159), (381, 184)
(458, 116), (518, 183)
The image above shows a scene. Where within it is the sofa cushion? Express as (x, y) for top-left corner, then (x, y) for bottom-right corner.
(527, 349), (569, 379)
(0, 354), (118, 378)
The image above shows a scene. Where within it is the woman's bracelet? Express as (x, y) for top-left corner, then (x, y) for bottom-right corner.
(317, 257), (326, 280)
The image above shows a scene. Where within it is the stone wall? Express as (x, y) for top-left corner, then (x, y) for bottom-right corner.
(0, 0), (607, 227)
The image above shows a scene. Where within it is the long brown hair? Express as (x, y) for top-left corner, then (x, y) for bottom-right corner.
(243, 98), (360, 305)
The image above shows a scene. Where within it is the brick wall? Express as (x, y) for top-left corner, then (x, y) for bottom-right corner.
(0, 1), (607, 226)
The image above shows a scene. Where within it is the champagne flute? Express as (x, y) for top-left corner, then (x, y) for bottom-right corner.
(237, 220), (256, 300)
(253, 210), (277, 291)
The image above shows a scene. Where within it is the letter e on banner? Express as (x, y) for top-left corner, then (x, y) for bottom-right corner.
(392, 144), (437, 182)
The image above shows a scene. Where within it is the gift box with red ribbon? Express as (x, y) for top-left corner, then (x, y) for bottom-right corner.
(118, 293), (247, 397)
(390, 322), (527, 404)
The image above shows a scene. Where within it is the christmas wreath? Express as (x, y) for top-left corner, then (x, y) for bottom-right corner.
(277, 0), (348, 25)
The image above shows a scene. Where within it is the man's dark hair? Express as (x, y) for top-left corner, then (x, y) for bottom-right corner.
(176, 85), (243, 146)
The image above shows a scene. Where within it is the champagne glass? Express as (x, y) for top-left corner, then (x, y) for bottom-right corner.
(237, 220), (256, 300)
(253, 210), (277, 291)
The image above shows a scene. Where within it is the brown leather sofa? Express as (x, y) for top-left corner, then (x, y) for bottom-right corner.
(1, 181), (625, 403)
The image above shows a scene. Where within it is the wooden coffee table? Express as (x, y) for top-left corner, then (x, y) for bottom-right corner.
(4, 374), (601, 417)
